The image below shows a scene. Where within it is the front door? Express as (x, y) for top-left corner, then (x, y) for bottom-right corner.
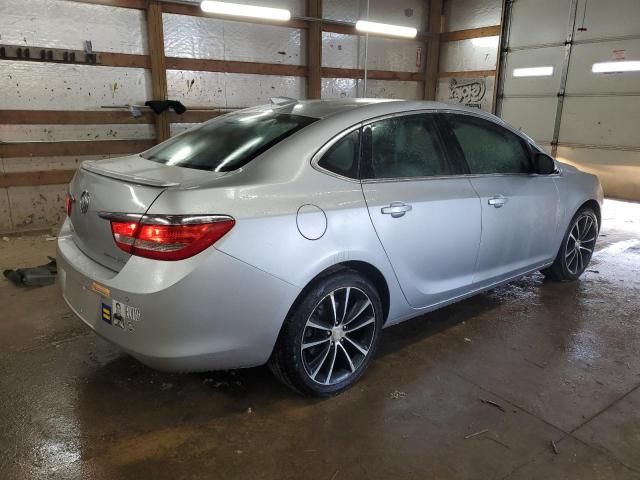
(439, 113), (561, 287)
(360, 113), (482, 309)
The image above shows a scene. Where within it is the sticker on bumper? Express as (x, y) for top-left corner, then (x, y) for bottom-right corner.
(101, 303), (112, 324)
(112, 299), (141, 333)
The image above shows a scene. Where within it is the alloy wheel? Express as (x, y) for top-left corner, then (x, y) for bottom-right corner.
(301, 287), (377, 386)
(565, 213), (597, 275)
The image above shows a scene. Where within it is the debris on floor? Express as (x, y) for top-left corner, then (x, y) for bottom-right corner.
(3, 257), (57, 287)
(465, 429), (489, 439)
(390, 390), (407, 400)
(551, 440), (559, 454)
(480, 398), (506, 412)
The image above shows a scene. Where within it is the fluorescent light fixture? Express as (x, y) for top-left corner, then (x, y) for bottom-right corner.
(355, 20), (417, 38)
(592, 61), (640, 73)
(513, 66), (554, 77)
(471, 36), (499, 48)
(200, 1), (291, 21)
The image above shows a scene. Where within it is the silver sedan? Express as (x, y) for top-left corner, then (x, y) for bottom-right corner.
(57, 99), (603, 396)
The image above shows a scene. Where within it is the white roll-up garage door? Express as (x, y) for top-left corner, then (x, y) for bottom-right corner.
(496, 0), (640, 201)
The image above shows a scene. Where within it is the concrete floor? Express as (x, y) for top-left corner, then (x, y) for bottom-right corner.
(1, 199), (639, 480)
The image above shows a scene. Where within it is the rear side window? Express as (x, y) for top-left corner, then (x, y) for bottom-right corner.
(142, 111), (317, 172)
(317, 129), (360, 179)
(443, 114), (531, 175)
(363, 114), (454, 179)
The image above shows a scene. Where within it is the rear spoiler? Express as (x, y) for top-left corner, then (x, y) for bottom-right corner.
(82, 161), (180, 188)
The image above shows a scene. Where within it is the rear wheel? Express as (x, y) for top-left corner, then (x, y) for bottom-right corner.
(269, 270), (383, 396)
(541, 207), (598, 281)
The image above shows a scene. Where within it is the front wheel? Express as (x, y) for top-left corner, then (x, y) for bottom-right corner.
(269, 270), (383, 397)
(541, 207), (598, 281)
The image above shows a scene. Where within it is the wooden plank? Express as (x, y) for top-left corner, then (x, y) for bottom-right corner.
(160, 2), (309, 29)
(169, 110), (228, 123)
(0, 170), (77, 188)
(0, 139), (155, 158)
(0, 109), (230, 125)
(322, 67), (423, 81)
(98, 52), (150, 68)
(0, 44), (150, 69)
(146, 0), (170, 142)
(440, 25), (501, 42)
(438, 69), (497, 78)
(423, 0), (443, 100)
(307, 0), (322, 99)
(166, 57), (308, 77)
(0, 110), (154, 125)
(65, 0), (146, 9)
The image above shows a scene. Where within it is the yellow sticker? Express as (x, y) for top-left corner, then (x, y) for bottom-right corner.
(91, 282), (111, 298)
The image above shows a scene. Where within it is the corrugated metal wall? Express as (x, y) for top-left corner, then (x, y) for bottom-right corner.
(497, 0), (640, 201)
(0, 0), (428, 232)
(436, 0), (502, 112)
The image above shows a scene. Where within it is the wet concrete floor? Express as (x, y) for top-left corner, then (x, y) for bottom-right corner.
(1, 199), (639, 479)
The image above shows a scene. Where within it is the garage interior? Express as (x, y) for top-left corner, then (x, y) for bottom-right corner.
(1, 0), (639, 478)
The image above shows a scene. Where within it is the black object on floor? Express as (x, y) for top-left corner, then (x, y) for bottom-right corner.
(3, 257), (57, 287)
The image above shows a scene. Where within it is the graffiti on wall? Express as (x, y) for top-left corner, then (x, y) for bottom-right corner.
(448, 78), (487, 109)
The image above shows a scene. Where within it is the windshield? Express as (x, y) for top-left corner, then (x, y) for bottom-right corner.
(141, 110), (317, 172)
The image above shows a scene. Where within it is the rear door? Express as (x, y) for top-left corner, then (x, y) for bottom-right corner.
(439, 113), (560, 287)
(361, 112), (482, 309)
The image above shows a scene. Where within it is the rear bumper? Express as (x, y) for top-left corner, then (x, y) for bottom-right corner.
(57, 219), (300, 371)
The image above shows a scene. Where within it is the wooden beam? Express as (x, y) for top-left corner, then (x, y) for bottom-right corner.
(0, 139), (155, 158)
(423, 0), (443, 100)
(307, 0), (322, 99)
(0, 109), (232, 125)
(440, 25), (501, 43)
(438, 69), (497, 78)
(166, 57), (308, 77)
(146, 0), (170, 143)
(322, 67), (423, 82)
(169, 110), (228, 123)
(0, 110), (154, 125)
(64, 0), (146, 9)
(0, 44), (149, 69)
(0, 170), (77, 188)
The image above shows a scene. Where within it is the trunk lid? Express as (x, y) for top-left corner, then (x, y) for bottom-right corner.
(68, 156), (227, 271)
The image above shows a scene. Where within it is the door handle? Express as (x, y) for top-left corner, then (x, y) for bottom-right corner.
(381, 202), (412, 218)
(488, 195), (506, 208)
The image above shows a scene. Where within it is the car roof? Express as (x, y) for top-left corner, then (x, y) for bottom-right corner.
(242, 98), (502, 125)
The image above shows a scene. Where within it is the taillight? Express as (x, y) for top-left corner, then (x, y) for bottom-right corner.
(107, 215), (235, 261)
(65, 193), (74, 217)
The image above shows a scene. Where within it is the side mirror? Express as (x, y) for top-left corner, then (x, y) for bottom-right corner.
(533, 153), (556, 175)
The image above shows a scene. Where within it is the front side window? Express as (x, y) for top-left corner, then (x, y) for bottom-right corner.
(317, 129), (360, 179)
(443, 114), (532, 175)
(363, 114), (454, 179)
(142, 110), (317, 172)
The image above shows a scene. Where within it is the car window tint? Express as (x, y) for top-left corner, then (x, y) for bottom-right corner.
(365, 114), (452, 179)
(142, 111), (317, 172)
(444, 114), (531, 174)
(318, 129), (360, 178)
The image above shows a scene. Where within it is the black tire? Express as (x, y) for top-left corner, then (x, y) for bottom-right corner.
(269, 269), (383, 397)
(541, 207), (598, 281)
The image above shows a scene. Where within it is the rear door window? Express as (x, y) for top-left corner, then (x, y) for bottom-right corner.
(442, 114), (532, 175)
(362, 114), (458, 179)
(142, 110), (317, 172)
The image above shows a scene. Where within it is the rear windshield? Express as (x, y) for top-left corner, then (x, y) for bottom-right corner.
(141, 111), (317, 172)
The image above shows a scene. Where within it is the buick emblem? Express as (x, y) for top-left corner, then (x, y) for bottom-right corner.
(79, 190), (91, 214)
